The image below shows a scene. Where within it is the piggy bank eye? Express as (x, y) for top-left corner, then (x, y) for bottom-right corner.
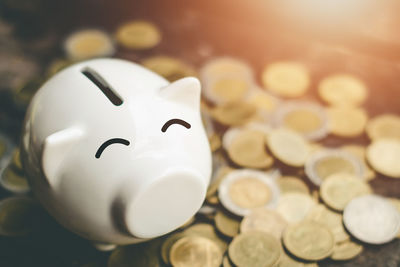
(95, 138), (130, 159)
(161, 119), (191, 132)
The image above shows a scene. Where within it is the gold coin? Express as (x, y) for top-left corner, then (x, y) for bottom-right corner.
(208, 133), (221, 152)
(229, 231), (281, 267)
(327, 107), (368, 137)
(240, 208), (287, 240)
(183, 223), (228, 252)
(262, 62), (310, 98)
(222, 255), (233, 267)
(320, 173), (371, 211)
(284, 109), (322, 135)
(278, 252), (318, 267)
(115, 20), (161, 50)
(205, 75), (252, 104)
(200, 57), (253, 79)
(108, 239), (161, 267)
(227, 129), (273, 169)
(283, 221), (334, 261)
(0, 197), (38, 236)
(318, 74), (367, 106)
(64, 29), (115, 60)
(161, 232), (186, 264)
(277, 176), (309, 195)
(211, 102), (257, 126)
(170, 236), (222, 267)
(305, 204), (350, 243)
(267, 128), (310, 167)
(367, 138), (400, 178)
(247, 89), (279, 113)
(341, 145), (375, 181)
(330, 240), (363, 261)
(0, 166), (30, 194)
(366, 113), (400, 141)
(229, 177), (271, 208)
(276, 193), (316, 223)
(214, 210), (240, 238)
(141, 56), (197, 82)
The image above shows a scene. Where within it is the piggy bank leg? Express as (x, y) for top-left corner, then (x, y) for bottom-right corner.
(92, 241), (116, 251)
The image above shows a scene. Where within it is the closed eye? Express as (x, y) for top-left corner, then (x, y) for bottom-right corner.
(161, 119), (191, 132)
(95, 138), (130, 159)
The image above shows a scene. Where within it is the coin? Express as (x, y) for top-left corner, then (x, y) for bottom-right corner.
(64, 29), (115, 60)
(366, 113), (400, 141)
(0, 196), (38, 236)
(203, 75), (253, 104)
(327, 107), (368, 137)
(227, 129), (273, 169)
(200, 57), (253, 80)
(341, 145), (375, 181)
(170, 236), (222, 267)
(283, 221), (334, 261)
(141, 56), (197, 82)
(240, 208), (287, 240)
(266, 128), (310, 167)
(277, 176), (309, 195)
(208, 133), (221, 152)
(305, 204), (349, 243)
(222, 255), (233, 267)
(305, 149), (364, 185)
(229, 231), (281, 267)
(273, 101), (329, 140)
(108, 239), (161, 267)
(115, 20), (161, 50)
(330, 240), (363, 261)
(278, 252), (318, 267)
(343, 194), (400, 244)
(261, 62), (310, 98)
(206, 166), (233, 200)
(318, 74), (367, 106)
(247, 88), (280, 113)
(276, 193), (316, 223)
(218, 169), (280, 216)
(0, 166), (30, 194)
(320, 173), (371, 211)
(161, 232), (186, 264)
(214, 210), (240, 238)
(211, 102), (257, 126)
(184, 223), (228, 252)
(367, 138), (400, 178)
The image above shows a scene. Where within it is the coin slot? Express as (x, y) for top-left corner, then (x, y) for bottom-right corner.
(81, 67), (123, 106)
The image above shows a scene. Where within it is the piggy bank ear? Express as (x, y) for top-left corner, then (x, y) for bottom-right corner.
(159, 77), (201, 110)
(42, 127), (84, 187)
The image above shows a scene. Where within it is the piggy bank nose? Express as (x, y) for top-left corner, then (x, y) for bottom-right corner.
(123, 168), (207, 239)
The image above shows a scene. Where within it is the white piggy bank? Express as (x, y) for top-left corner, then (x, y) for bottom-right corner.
(20, 58), (212, 249)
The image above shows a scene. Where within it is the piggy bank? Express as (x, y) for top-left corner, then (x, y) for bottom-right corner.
(20, 58), (212, 249)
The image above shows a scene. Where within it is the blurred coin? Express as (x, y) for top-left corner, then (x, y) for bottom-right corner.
(226, 129), (273, 169)
(276, 193), (316, 223)
(218, 169), (280, 216)
(267, 128), (310, 167)
(214, 210), (240, 238)
(247, 88), (280, 113)
(320, 173), (371, 211)
(278, 252), (318, 267)
(341, 145), (375, 181)
(240, 208), (287, 240)
(327, 107), (368, 137)
(200, 57), (253, 80)
(64, 29), (115, 60)
(46, 58), (73, 77)
(343, 194), (400, 244)
(206, 166), (233, 200)
(305, 204), (349, 243)
(0, 165), (30, 194)
(283, 221), (334, 261)
(211, 102), (257, 126)
(170, 235), (222, 267)
(222, 255), (233, 267)
(203, 74), (253, 104)
(229, 231), (281, 267)
(318, 74), (367, 106)
(208, 133), (221, 152)
(277, 176), (309, 195)
(161, 232), (187, 265)
(0, 196), (37, 236)
(305, 149), (364, 186)
(330, 240), (363, 261)
(366, 114), (400, 141)
(367, 138), (400, 178)
(261, 62), (310, 98)
(273, 101), (329, 140)
(115, 20), (161, 50)
(141, 56), (197, 82)
(108, 239), (161, 267)
(183, 223), (227, 252)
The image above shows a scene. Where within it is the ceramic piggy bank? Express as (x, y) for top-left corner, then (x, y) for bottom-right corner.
(20, 58), (212, 249)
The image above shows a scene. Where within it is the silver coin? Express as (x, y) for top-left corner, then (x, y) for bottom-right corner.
(343, 194), (400, 244)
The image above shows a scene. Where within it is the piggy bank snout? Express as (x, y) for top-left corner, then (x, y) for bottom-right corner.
(122, 168), (207, 239)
